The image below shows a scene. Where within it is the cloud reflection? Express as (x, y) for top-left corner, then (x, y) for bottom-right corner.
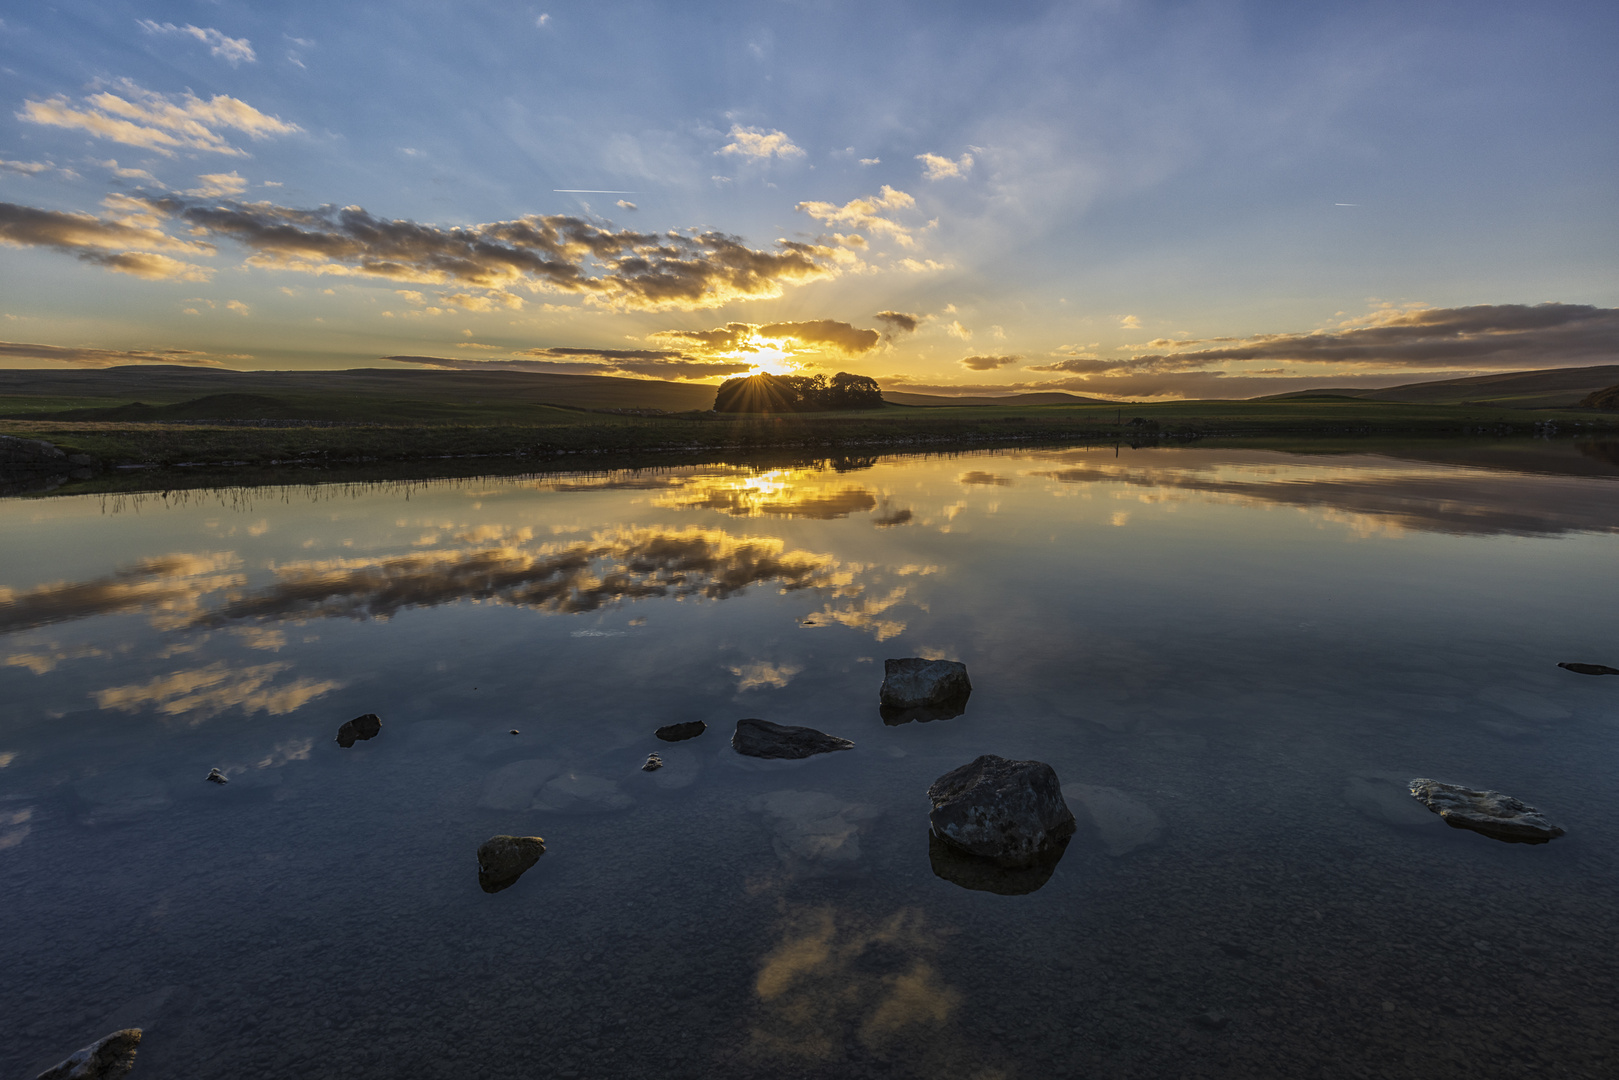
(1030, 451), (1619, 537)
(94, 661), (343, 722)
(0, 553), (243, 634)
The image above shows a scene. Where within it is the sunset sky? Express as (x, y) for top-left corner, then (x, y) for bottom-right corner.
(1, 1), (1615, 399)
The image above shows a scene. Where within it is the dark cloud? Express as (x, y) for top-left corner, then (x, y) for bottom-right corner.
(1078, 304), (1619, 373)
(0, 341), (227, 368)
(0, 199), (214, 280)
(134, 196), (837, 310)
(664, 483), (878, 519)
(958, 354), (1020, 371)
(757, 320), (880, 355)
(874, 311), (920, 334)
(958, 471), (1013, 486)
(384, 353), (750, 380)
(872, 507), (913, 527)
(0, 553), (241, 634)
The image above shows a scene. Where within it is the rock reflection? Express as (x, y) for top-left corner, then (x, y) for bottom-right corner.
(749, 907), (987, 1071)
(927, 831), (1068, 895)
(1030, 450), (1619, 537)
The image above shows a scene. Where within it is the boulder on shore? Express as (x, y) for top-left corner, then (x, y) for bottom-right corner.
(879, 658), (972, 723)
(35, 1028), (142, 1080)
(732, 718), (854, 759)
(655, 720), (707, 742)
(1559, 661), (1619, 676)
(1409, 779), (1565, 843)
(477, 834), (546, 893)
(928, 755), (1075, 866)
(335, 713), (382, 748)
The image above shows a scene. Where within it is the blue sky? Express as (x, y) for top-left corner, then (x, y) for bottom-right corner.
(1, 0), (1615, 397)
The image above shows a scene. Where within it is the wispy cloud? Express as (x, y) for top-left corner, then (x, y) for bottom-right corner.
(185, 171), (248, 198)
(0, 158), (51, 176)
(718, 125), (806, 161)
(795, 186), (918, 247)
(958, 354), (1019, 370)
(916, 151), (973, 180)
(19, 80), (299, 156)
(136, 21), (256, 65)
(0, 340), (228, 368)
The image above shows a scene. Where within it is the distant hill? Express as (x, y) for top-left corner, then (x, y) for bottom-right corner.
(0, 365), (719, 418)
(882, 390), (1109, 407)
(1257, 365), (1619, 409)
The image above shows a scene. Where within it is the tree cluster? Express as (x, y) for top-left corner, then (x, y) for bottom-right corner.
(713, 371), (884, 413)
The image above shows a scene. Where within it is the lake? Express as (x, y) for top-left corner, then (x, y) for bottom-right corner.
(3, 439), (1618, 1079)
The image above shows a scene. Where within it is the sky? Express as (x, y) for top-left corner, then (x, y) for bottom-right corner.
(0, 0), (1615, 399)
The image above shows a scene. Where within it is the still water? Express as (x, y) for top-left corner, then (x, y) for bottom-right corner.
(3, 441), (1618, 1079)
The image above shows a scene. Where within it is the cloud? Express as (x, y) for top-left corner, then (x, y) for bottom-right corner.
(649, 319), (881, 363)
(916, 151), (973, 180)
(0, 199), (216, 280)
(95, 661), (341, 723)
(0, 552), (242, 633)
(718, 125), (806, 161)
(1100, 303), (1619, 371)
(96, 159), (157, 181)
(1120, 314), (1141, 329)
(731, 661), (803, 691)
(536, 14), (552, 28)
(874, 311), (919, 334)
(19, 80), (299, 156)
(0, 341), (230, 368)
(133, 195), (838, 310)
(225, 299), (249, 315)
(616, 199), (637, 211)
(137, 21), (256, 65)
(958, 354), (1019, 370)
(186, 171), (248, 198)
(757, 320), (880, 355)
(386, 353), (751, 380)
(944, 320), (971, 340)
(0, 158), (51, 176)
(795, 186), (917, 247)
(859, 158), (880, 166)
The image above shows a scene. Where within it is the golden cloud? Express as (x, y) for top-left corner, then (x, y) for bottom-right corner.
(0, 198), (216, 281)
(19, 80), (298, 156)
(795, 186), (917, 247)
(718, 125), (806, 160)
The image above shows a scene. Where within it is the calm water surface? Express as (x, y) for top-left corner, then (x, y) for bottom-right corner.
(3, 441), (1618, 1079)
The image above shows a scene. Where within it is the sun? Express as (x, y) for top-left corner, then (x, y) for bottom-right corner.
(745, 345), (794, 376)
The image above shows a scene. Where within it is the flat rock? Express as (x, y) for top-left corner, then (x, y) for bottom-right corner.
(532, 772), (633, 813)
(35, 1028), (142, 1080)
(928, 755), (1076, 866)
(1559, 661), (1619, 676)
(1062, 783), (1165, 855)
(655, 720), (708, 742)
(749, 789), (881, 875)
(732, 718), (853, 759)
(1409, 778), (1565, 843)
(205, 768), (229, 785)
(477, 835), (545, 894)
(335, 713), (382, 748)
(478, 758), (561, 810)
(642, 753), (663, 772)
(879, 658), (971, 722)
(1342, 773), (1439, 828)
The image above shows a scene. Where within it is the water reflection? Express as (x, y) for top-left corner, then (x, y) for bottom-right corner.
(93, 661), (343, 723)
(926, 831), (1067, 895)
(0, 553), (243, 633)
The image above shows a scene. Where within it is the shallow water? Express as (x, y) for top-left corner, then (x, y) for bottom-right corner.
(3, 441), (1618, 1079)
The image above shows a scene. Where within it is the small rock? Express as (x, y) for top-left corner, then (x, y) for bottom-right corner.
(477, 835), (545, 894)
(731, 718), (853, 759)
(1192, 1010), (1230, 1031)
(655, 720), (708, 742)
(509, 729), (520, 735)
(35, 1028), (142, 1080)
(205, 768), (229, 785)
(879, 658), (971, 723)
(1409, 778), (1565, 843)
(1063, 783), (1164, 855)
(642, 753), (663, 772)
(335, 713), (382, 748)
(1559, 661), (1619, 676)
(928, 755), (1076, 866)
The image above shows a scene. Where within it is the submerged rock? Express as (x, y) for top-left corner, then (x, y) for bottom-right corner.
(879, 658), (972, 723)
(732, 718), (854, 759)
(335, 713), (382, 748)
(642, 753), (664, 772)
(1062, 783), (1164, 855)
(477, 835), (546, 893)
(655, 720), (708, 742)
(205, 768), (229, 785)
(1559, 661), (1619, 676)
(478, 758), (561, 810)
(532, 772), (634, 813)
(35, 1028), (142, 1080)
(1409, 779), (1565, 843)
(927, 830), (1067, 894)
(750, 790), (881, 876)
(928, 755), (1076, 866)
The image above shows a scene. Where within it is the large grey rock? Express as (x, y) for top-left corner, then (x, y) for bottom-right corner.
(335, 713), (382, 748)
(478, 759), (561, 810)
(879, 658), (971, 723)
(928, 755), (1076, 866)
(1409, 779), (1565, 843)
(477, 835), (545, 893)
(1063, 783), (1164, 855)
(749, 790), (881, 876)
(35, 1028), (141, 1080)
(732, 718), (853, 759)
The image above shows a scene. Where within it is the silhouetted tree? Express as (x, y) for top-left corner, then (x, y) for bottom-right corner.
(712, 371), (884, 413)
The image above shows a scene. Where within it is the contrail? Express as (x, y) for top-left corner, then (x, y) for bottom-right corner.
(554, 189), (639, 194)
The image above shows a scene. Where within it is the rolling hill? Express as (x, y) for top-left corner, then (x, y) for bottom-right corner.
(1258, 365), (1619, 409)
